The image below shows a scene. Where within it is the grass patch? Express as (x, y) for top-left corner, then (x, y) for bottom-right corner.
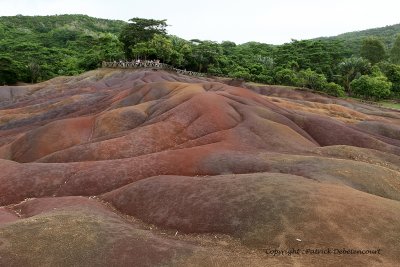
(247, 82), (297, 89)
(344, 97), (400, 110)
(379, 101), (400, 110)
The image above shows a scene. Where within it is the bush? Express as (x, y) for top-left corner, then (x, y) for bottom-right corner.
(0, 57), (18, 85)
(255, 74), (273, 84)
(231, 71), (251, 81)
(377, 62), (400, 94)
(338, 57), (371, 92)
(208, 65), (224, 76)
(324, 82), (345, 97)
(297, 68), (327, 90)
(350, 75), (392, 100)
(274, 68), (299, 86)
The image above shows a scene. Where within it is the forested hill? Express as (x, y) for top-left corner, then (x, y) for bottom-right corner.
(0, 14), (126, 82)
(317, 23), (400, 55)
(0, 14), (126, 34)
(337, 23), (400, 42)
(1, 15), (400, 101)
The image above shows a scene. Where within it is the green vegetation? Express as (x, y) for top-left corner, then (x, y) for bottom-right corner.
(1, 15), (400, 102)
(390, 35), (400, 64)
(377, 62), (400, 95)
(0, 57), (18, 84)
(119, 18), (167, 59)
(360, 37), (387, 64)
(0, 14), (125, 84)
(351, 74), (392, 100)
(317, 23), (400, 56)
(338, 57), (371, 92)
(379, 101), (400, 109)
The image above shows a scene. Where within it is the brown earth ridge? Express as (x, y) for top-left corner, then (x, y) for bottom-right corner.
(0, 69), (400, 267)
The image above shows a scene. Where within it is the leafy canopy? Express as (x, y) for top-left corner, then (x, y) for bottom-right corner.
(360, 37), (387, 64)
(390, 34), (400, 65)
(0, 14), (125, 83)
(351, 74), (392, 100)
(338, 57), (371, 92)
(2, 14), (400, 102)
(119, 18), (168, 59)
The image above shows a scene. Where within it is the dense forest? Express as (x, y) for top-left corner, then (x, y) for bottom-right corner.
(0, 15), (125, 83)
(1, 14), (400, 101)
(317, 23), (400, 56)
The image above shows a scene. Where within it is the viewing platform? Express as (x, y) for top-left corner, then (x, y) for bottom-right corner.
(102, 61), (205, 77)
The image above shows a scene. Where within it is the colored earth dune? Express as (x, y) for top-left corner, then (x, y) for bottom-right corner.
(1, 69), (400, 266)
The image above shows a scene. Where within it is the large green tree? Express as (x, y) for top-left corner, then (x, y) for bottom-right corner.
(360, 37), (387, 64)
(119, 18), (168, 59)
(338, 57), (371, 92)
(274, 39), (348, 80)
(390, 34), (400, 65)
(169, 36), (192, 67)
(0, 57), (18, 85)
(188, 40), (222, 73)
(147, 34), (174, 62)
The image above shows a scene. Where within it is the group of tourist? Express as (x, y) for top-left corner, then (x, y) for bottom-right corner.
(102, 60), (205, 77)
(114, 59), (161, 67)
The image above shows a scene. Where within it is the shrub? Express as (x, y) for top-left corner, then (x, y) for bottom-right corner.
(338, 57), (371, 92)
(350, 75), (392, 100)
(324, 82), (345, 97)
(231, 70), (251, 81)
(377, 62), (400, 94)
(255, 74), (273, 84)
(0, 57), (18, 85)
(274, 68), (299, 86)
(297, 68), (327, 90)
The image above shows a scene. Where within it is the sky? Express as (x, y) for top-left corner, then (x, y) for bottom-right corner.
(1, 0), (400, 44)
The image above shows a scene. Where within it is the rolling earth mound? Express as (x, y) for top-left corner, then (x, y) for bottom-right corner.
(1, 68), (400, 266)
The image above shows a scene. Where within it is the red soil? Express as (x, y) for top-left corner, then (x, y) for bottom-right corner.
(0, 69), (399, 266)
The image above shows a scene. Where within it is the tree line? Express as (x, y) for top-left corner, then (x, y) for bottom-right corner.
(1, 15), (400, 101)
